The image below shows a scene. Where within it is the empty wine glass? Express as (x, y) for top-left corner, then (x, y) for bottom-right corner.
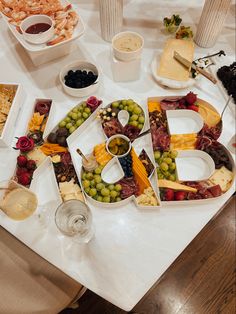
(55, 199), (94, 243)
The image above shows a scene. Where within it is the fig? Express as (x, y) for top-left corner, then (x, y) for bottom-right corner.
(47, 132), (57, 144)
(56, 127), (69, 137)
(57, 136), (67, 147)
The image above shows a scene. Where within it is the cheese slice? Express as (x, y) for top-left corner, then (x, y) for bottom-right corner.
(148, 100), (161, 112)
(198, 103), (221, 127)
(157, 39), (194, 81)
(158, 179), (197, 192)
(208, 166), (234, 192)
(170, 133), (197, 150)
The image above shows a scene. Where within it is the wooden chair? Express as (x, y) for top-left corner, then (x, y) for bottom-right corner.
(0, 227), (84, 314)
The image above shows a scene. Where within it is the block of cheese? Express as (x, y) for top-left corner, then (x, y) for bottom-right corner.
(158, 179), (197, 192)
(208, 166), (234, 192)
(157, 39), (194, 81)
(148, 99), (161, 112)
(131, 149), (150, 193)
(170, 133), (197, 150)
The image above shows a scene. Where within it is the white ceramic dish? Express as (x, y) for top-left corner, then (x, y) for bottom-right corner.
(20, 15), (54, 45)
(0, 83), (24, 148)
(151, 53), (197, 89)
(166, 109), (204, 135)
(59, 61), (100, 98)
(112, 31), (144, 62)
(106, 134), (131, 158)
(1, 1), (85, 66)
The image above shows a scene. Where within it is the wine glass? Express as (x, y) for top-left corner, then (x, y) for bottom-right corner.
(55, 199), (94, 243)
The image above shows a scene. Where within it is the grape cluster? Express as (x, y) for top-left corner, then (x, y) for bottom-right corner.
(217, 62), (236, 104)
(82, 166), (122, 203)
(58, 102), (92, 134)
(64, 70), (98, 89)
(119, 154), (133, 178)
(155, 150), (177, 181)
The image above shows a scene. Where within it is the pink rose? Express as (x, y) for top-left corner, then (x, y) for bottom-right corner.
(86, 96), (102, 112)
(15, 136), (34, 152)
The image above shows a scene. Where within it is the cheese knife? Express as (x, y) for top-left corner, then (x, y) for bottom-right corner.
(173, 51), (217, 84)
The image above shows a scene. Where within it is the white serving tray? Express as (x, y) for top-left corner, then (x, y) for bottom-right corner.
(0, 83), (24, 148)
(1, 1), (85, 66)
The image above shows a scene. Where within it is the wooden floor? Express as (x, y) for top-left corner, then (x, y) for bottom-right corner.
(61, 195), (236, 314)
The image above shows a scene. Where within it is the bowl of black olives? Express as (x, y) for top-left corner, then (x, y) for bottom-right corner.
(60, 61), (100, 97)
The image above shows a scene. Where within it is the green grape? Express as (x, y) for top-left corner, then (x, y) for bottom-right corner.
(82, 112), (89, 119)
(130, 114), (138, 121)
(119, 104), (124, 110)
(108, 184), (115, 191)
(160, 162), (169, 171)
(115, 184), (122, 192)
(76, 119), (83, 127)
(137, 124), (143, 129)
(96, 183), (105, 191)
(77, 112), (82, 118)
(110, 190), (117, 198)
(112, 101), (119, 108)
(96, 196), (103, 202)
(89, 188), (97, 197)
(65, 117), (71, 123)
(84, 187), (90, 194)
(69, 126), (76, 134)
(94, 175), (102, 184)
(154, 151), (161, 160)
(162, 152), (169, 158)
(169, 174), (176, 181)
(164, 157), (172, 164)
(169, 162), (176, 171)
(134, 107), (142, 114)
(59, 120), (66, 127)
(121, 100), (127, 105)
(86, 172), (93, 180)
(130, 121), (138, 127)
(163, 171), (170, 179)
(170, 150), (178, 159)
(84, 107), (91, 114)
(94, 167), (102, 175)
(124, 106), (128, 111)
(72, 107), (78, 113)
(128, 104), (134, 112)
(158, 173), (164, 179)
(101, 188), (110, 196)
(78, 105), (84, 112)
(82, 180), (90, 188)
(66, 122), (72, 129)
(68, 111), (74, 118)
(103, 196), (111, 203)
(82, 173), (87, 180)
(90, 180), (95, 187)
(71, 112), (78, 120)
(116, 197), (122, 202)
(126, 99), (134, 106)
(138, 116), (145, 123)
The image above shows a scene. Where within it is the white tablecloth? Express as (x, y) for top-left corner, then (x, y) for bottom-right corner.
(0, 0), (235, 311)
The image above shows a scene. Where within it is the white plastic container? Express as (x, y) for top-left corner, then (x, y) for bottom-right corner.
(0, 83), (24, 148)
(1, 1), (85, 66)
(112, 31), (144, 62)
(59, 61), (100, 98)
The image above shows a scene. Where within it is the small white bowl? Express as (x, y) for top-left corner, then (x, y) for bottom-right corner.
(20, 15), (54, 45)
(106, 134), (131, 158)
(59, 61), (100, 98)
(112, 31), (144, 62)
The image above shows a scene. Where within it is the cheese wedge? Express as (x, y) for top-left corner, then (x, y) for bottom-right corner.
(158, 179), (197, 192)
(198, 103), (221, 127)
(157, 39), (194, 81)
(208, 166), (234, 192)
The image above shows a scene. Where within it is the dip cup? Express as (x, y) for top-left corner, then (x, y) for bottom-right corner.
(112, 31), (144, 62)
(106, 134), (131, 158)
(20, 15), (54, 44)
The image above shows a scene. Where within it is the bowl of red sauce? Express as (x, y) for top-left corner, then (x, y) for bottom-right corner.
(20, 15), (54, 45)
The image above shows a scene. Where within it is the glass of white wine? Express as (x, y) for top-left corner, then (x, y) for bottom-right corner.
(55, 200), (94, 243)
(0, 180), (38, 220)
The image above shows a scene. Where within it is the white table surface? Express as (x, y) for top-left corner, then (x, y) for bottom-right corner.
(0, 0), (235, 311)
